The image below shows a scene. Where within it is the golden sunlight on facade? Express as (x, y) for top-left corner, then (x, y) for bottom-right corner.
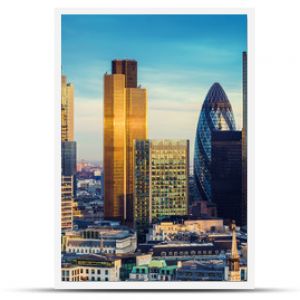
(104, 60), (147, 223)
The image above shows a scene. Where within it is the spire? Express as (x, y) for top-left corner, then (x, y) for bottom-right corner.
(231, 221), (240, 260)
(227, 220), (241, 281)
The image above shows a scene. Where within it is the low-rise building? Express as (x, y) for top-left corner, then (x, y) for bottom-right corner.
(176, 260), (225, 281)
(61, 253), (121, 282)
(146, 219), (224, 242)
(129, 259), (177, 281)
(65, 225), (137, 255)
(150, 243), (228, 262)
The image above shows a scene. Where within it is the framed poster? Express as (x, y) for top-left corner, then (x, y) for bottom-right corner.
(55, 8), (254, 289)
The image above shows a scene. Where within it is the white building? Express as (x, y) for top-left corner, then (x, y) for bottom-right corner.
(146, 219), (224, 242)
(61, 254), (121, 282)
(65, 226), (137, 255)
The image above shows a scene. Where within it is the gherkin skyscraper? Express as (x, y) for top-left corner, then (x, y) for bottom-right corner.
(194, 82), (236, 202)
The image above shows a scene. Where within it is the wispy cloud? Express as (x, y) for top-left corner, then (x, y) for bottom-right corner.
(63, 15), (246, 160)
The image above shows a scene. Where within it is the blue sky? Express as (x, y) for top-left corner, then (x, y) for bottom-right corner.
(62, 14), (247, 162)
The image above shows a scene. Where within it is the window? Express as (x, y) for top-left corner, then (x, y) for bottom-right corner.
(86, 269), (89, 274)
(91, 277), (95, 281)
(97, 270), (101, 275)
(105, 270), (108, 275)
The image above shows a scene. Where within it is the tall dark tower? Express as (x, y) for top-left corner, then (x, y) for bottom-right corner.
(242, 51), (247, 227)
(211, 131), (242, 225)
(194, 83), (236, 203)
(112, 59), (137, 88)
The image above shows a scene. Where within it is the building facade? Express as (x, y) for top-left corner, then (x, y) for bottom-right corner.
(211, 131), (242, 225)
(194, 82), (236, 203)
(61, 75), (76, 233)
(242, 51), (248, 227)
(133, 139), (189, 231)
(176, 260), (225, 281)
(61, 75), (74, 142)
(104, 60), (147, 223)
(61, 254), (121, 282)
(129, 260), (177, 281)
(62, 141), (77, 176)
(65, 226), (137, 255)
(146, 219), (224, 242)
(61, 175), (74, 232)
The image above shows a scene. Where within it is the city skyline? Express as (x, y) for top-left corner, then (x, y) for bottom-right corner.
(62, 14), (247, 161)
(60, 14), (248, 284)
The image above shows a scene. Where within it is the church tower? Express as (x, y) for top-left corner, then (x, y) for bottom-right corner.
(228, 221), (241, 281)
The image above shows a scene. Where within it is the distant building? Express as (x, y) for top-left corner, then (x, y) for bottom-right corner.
(211, 131), (242, 225)
(146, 219), (224, 242)
(104, 60), (147, 223)
(61, 175), (73, 232)
(190, 200), (217, 218)
(62, 141), (77, 198)
(129, 259), (177, 281)
(61, 75), (76, 232)
(148, 243), (228, 262)
(64, 225), (137, 255)
(62, 141), (77, 176)
(61, 75), (74, 142)
(176, 260), (225, 281)
(133, 139), (189, 235)
(61, 253), (121, 282)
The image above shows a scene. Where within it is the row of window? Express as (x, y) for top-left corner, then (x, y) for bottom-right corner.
(62, 269), (109, 276)
(62, 277), (109, 282)
(67, 248), (116, 254)
(159, 249), (222, 256)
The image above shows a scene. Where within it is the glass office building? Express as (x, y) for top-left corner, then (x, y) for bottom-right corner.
(194, 83), (236, 202)
(134, 139), (189, 231)
(104, 60), (147, 222)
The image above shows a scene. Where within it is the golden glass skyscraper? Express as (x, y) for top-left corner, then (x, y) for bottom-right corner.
(104, 60), (147, 223)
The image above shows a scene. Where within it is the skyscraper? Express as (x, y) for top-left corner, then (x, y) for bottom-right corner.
(104, 60), (147, 223)
(134, 139), (189, 232)
(62, 141), (77, 176)
(61, 75), (74, 142)
(61, 75), (76, 232)
(211, 131), (242, 225)
(242, 51), (248, 227)
(62, 141), (77, 197)
(194, 83), (236, 203)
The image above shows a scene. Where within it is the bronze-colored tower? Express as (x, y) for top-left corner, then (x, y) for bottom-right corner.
(104, 60), (147, 223)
